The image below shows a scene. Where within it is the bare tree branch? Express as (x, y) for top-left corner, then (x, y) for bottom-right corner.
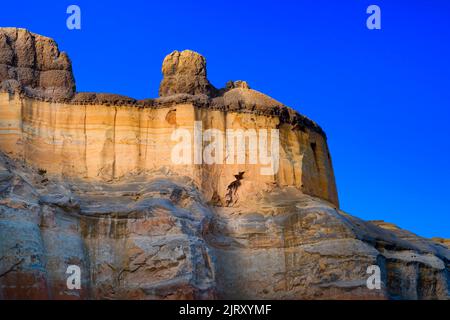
(0, 258), (24, 278)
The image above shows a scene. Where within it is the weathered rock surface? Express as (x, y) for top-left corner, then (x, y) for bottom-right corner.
(0, 28), (75, 100)
(159, 50), (217, 97)
(0, 29), (449, 299)
(432, 238), (450, 249)
(0, 152), (448, 299)
(0, 91), (338, 207)
(0, 154), (215, 299)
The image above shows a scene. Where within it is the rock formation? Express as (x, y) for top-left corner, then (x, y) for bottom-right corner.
(0, 28), (75, 100)
(159, 50), (217, 97)
(0, 28), (449, 300)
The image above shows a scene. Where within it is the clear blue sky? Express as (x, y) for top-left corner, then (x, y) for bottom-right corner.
(1, 0), (449, 238)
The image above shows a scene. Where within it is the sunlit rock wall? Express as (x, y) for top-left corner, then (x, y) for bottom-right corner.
(0, 92), (338, 207)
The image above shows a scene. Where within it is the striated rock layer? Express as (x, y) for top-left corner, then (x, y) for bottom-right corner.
(0, 92), (338, 207)
(0, 28), (449, 299)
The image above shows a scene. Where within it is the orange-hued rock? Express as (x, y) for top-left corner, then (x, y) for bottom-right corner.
(432, 238), (450, 249)
(159, 50), (217, 97)
(0, 91), (338, 207)
(0, 29), (449, 300)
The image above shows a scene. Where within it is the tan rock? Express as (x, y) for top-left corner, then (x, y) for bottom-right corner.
(432, 238), (450, 249)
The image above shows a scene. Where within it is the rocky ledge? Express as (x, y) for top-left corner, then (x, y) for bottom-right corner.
(0, 29), (324, 136)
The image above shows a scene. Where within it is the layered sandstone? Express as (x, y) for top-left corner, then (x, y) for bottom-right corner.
(0, 29), (448, 300)
(0, 92), (337, 207)
(1, 150), (448, 300)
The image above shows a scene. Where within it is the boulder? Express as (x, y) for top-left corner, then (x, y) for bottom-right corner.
(159, 50), (217, 97)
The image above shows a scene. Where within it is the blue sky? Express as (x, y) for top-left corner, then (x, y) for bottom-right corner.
(1, 0), (449, 238)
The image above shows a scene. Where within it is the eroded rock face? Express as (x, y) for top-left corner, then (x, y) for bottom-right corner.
(0, 29), (449, 300)
(0, 153), (448, 299)
(0, 92), (339, 207)
(0, 155), (215, 299)
(159, 50), (217, 97)
(0, 28), (75, 100)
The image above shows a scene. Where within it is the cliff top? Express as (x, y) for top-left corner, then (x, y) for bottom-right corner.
(0, 27), (325, 136)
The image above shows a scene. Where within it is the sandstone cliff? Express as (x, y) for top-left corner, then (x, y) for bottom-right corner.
(0, 28), (75, 100)
(0, 28), (448, 299)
